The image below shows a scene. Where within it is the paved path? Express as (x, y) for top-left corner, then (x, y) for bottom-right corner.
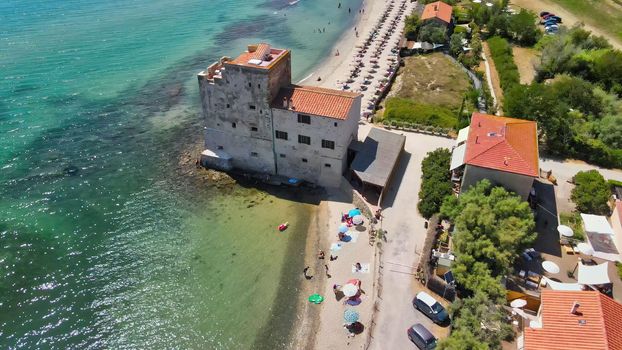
(368, 132), (454, 350)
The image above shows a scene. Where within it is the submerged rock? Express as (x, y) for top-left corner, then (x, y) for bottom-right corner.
(63, 165), (80, 176)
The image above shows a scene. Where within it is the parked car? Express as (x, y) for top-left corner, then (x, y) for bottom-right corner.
(544, 19), (559, 26)
(539, 11), (550, 17)
(550, 15), (562, 23)
(542, 13), (555, 20)
(407, 323), (437, 349)
(545, 24), (559, 31)
(412, 291), (449, 324)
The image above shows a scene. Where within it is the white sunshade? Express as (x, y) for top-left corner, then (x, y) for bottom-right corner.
(450, 143), (467, 171)
(456, 126), (470, 145)
(581, 213), (614, 235)
(577, 262), (611, 285)
(542, 277), (583, 291)
(542, 261), (560, 274)
(557, 225), (574, 237)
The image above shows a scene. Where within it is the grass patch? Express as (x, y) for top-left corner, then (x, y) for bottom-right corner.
(548, 0), (622, 43)
(396, 53), (473, 112)
(383, 97), (457, 128)
(559, 212), (585, 241)
(487, 36), (520, 93)
(617, 262), (622, 280)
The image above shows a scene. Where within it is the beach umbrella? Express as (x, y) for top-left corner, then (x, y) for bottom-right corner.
(577, 242), (594, 256)
(557, 225), (574, 237)
(339, 224), (349, 233)
(352, 215), (364, 225)
(342, 283), (359, 297)
(510, 299), (527, 308)
(344, 309), (360, 324)
(348, 209), (362, 217)
(542, 261), (560, 274)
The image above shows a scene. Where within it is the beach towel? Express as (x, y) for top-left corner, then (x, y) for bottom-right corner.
(352, 263), (370, 274)
(330, 243), (343, 252)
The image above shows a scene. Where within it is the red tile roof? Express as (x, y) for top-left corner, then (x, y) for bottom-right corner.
(421, 1), (453, 24)
(464, 112), (539, 177)
(271, 85), (360, 120)
(228, 43), (289, 69)
(524, 290), (622, 350)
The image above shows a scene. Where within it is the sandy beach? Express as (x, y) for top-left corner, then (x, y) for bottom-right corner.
(289, 0), (414, 348)
(298, 0), (388, 90)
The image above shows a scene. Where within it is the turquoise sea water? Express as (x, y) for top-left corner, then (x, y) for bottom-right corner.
(0, 0), (361, 348)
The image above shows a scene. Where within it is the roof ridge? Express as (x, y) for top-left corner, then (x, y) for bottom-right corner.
(463, 132), (505, 163)
(505, 138), (538, 175)
(291, 85), (359, 98)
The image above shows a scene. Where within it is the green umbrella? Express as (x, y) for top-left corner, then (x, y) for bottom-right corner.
(308, 294), (324, 304)
(344, 308), (359, 324)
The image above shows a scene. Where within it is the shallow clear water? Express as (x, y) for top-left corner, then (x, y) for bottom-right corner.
(0, 0), (361, 348)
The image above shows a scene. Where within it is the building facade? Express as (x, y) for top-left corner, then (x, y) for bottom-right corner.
(450, 113), (539, 199)
(197, 43), (361, 187)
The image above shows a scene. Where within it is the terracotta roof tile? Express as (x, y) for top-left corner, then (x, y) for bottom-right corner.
(464, 112), (539, 177)
(421, 1), (453, 24)
(271, 85), (360, 120)
(524, 290), (622, 350)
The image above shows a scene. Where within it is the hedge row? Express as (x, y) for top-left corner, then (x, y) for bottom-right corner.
(487, 36), (520, 92)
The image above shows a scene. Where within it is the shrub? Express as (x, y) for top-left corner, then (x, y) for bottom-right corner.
(571, 170), (611, 215)
(559, 212), (585, 241)
(384, 97), (457, 128)
(417, 149), (453, 219)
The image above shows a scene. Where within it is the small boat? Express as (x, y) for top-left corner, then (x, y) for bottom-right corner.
(278, 222), (289, 231)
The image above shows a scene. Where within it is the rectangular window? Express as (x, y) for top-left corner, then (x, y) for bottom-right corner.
(275, 130), (288, 140)
(232, 122), (236, 128)
(226, 104), (230, 108)
(298, 135), (311, 145)
(217, 146), (224, 150)
(297, 114), (311, 124)
(324, 163), (331, 168)
(279, 154), (286, 158)
(249, 105), (256, 110)
(302, 158), (308, 163)
(250, 152), (258, 157)
(321, 140), (335, 150)
(251, 127), (258, 132)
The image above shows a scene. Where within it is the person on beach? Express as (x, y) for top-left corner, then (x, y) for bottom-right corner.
(324, 264), (330, 278)
(335, 49), (339, 56)
(348, 7), (351, 13)
(338, 232), (345, 241)
(318, 250), (325, 259)
(354, 262), (362, 272)
(330, 254), (338, 261)
(338, 2), (341, 8)
(303, 266), (312, 280)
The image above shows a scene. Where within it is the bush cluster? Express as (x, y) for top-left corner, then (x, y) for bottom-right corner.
(417, 149), (453, 219)
(437, 180), (536, 349)
(571, 170), (611, 215)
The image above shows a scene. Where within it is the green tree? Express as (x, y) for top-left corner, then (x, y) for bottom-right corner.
(450, 32), (465, 57)
(404, 14), (421, 40)
(508, 9), (540, 46)
(417, 149), (453, 219)
(438, 329), (489, 350)
(418, 22), (447, 43)
(593, 49), (622, 92)
(598, 114), (622, 149)
(571, 170), (611, 215)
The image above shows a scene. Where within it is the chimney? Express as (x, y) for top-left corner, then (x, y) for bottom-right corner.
(475, 136), (479, 144)
(283, 97), (288, 109)
(570, 301), (581, 315)
(504, 159), (509, 166)
(478, 121), (481, 127)
(289, 98), (294, 110)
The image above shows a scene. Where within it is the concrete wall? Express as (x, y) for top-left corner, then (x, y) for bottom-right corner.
(461, 165), (534, 199)
(271, 96), (360, 187)
(198, 56), (292, 174)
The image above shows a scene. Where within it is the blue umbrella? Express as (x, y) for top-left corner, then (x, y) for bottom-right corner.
(339, 224), (349, 233)
(344, 308), (360, 324)
(348, 209), (361, 217)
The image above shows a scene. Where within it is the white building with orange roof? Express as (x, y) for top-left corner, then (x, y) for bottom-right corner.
(197, 43), (361, 187)
(450, 112), (539, 199)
